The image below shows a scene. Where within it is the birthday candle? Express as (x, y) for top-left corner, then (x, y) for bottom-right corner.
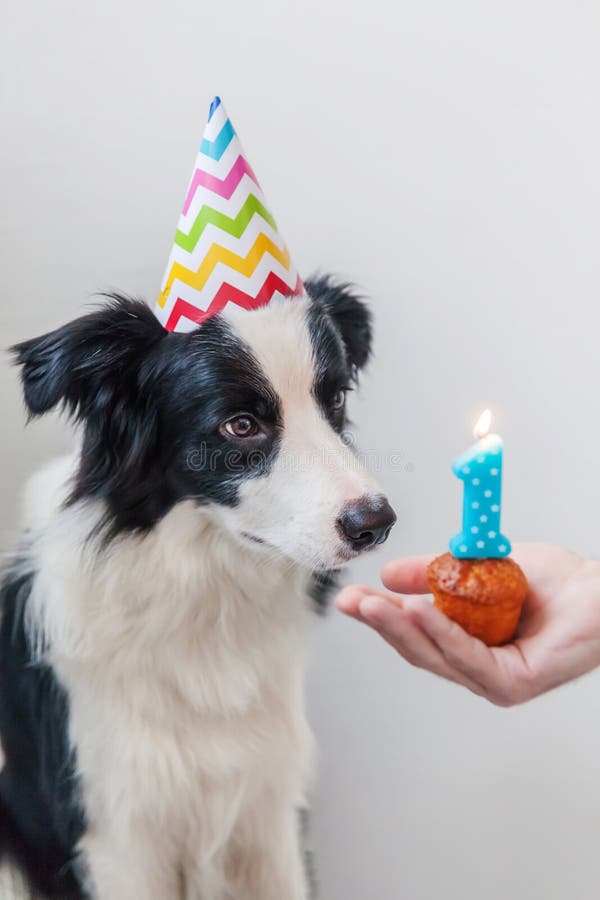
(449, 409), (511, 559)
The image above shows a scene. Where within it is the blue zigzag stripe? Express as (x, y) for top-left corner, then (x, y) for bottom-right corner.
(200, 118), (235, 160)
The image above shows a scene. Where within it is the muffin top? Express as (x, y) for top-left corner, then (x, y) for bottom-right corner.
(427, 552), (528, 606)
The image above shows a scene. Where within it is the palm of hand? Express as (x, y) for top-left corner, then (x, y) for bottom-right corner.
(506, 545), (600, 698)
(336, 543), (600, 706)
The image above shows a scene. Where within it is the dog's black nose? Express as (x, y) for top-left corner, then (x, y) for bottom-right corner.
(336, 497), (397, 552)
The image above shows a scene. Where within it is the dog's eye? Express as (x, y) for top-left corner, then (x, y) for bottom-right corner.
(222, 415), (260, 439)
(331, 390), (346, 411)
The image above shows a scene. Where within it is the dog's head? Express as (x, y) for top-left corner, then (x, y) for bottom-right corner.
(13, 278), (395, 570)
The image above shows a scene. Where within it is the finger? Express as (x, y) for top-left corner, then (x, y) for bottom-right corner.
(336, 585), (402, 620)
(335, 586), (373, 618)
(357, 595), (488, 697)
(404, 597), (512, 698)
(381, 556), (434, 595)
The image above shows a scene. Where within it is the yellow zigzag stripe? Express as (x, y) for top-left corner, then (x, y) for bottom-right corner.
(158, 233), (291, 308)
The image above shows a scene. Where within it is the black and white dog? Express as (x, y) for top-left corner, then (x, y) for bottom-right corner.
(0, 277), (396, 900)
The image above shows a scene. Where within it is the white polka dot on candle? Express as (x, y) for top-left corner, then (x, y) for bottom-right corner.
(498, 544), (507, 553)
(476, 540), (485, 548)
(459, 544), (467, 553)
(472, 501), (480, 509)
(480, 515), (488, 523)
(488, 531), (497, 538)
(472, 478), (480, 486)
(491, 504), (499, 512)
(462, 466), (470, 474)
(471, 526), (479, 533)
(484, 490), (492, 498)
(490, 468), (499, 476)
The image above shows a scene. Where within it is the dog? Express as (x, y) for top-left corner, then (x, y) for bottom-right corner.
(0, 276), (396, 899)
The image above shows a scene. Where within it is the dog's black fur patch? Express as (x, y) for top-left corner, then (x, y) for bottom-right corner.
(305, 277), (372, 433)
(13, 299), (284, 541)
(305, 275), (372, 374)
(308, 570), (340, 615)
(0, 567), (86, 899)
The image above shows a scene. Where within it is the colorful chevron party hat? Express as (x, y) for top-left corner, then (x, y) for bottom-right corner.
(155, 96), (303, 332)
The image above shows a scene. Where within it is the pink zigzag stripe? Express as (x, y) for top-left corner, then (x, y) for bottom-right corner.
(183, 155), (260, 214)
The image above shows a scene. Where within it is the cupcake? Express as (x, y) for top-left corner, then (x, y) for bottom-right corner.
(426, 552), (528, 646)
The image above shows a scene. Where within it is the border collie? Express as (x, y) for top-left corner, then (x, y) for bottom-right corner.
(0, 277), (396, 899)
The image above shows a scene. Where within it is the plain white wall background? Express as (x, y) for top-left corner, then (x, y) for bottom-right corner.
(2, 1), (600, 897)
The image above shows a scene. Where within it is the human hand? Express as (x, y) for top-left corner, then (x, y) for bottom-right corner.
(336, 544), (600, 706)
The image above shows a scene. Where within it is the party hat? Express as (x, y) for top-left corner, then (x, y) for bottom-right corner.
(155, 96), (303, 332)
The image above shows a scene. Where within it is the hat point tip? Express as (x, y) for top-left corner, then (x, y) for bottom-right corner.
(208, 96), (222, 121)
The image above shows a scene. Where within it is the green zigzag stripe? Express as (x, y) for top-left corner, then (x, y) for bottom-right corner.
(175, 193), (277, 253)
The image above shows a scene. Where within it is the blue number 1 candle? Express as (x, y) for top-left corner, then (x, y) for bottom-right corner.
(449, 409), (511, 559)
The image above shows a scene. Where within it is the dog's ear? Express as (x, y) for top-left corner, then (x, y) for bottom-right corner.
(12, 295), (167, 419)
(304, 275), (372, 373)
(12, 296), (172, 532)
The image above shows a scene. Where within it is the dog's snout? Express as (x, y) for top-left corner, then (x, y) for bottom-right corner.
(336, 496), (397, 552)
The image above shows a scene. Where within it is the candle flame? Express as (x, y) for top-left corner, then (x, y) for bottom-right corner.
(474, 408), (492, 439)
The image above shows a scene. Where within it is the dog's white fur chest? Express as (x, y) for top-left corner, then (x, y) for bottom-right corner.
(24, 458), (316, 898)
